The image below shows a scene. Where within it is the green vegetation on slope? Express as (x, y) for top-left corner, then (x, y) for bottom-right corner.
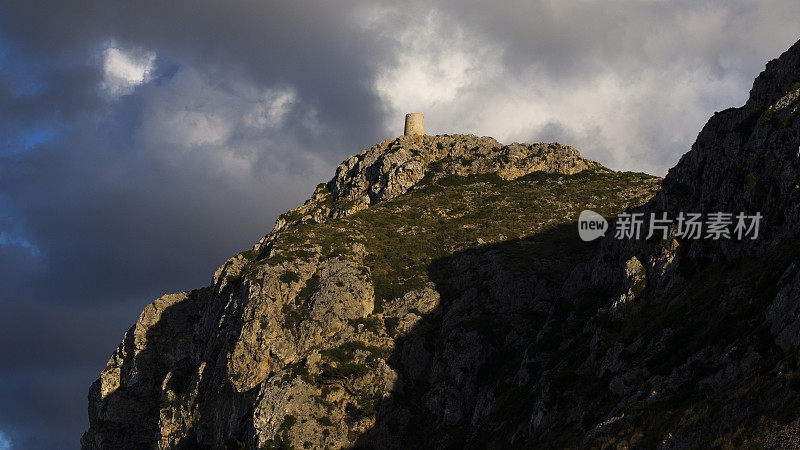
(267, 169), (660, 307)
(221, 168), (662, 448)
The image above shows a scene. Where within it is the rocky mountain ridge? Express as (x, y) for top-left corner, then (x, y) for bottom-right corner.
(84, 40), (800, 449)
(251, 135), (600, 254)
(82, 133), (653, 449)
(655, 39), (800, 259)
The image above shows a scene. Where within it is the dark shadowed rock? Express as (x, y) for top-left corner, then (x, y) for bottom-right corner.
(84, 40), (800, 449)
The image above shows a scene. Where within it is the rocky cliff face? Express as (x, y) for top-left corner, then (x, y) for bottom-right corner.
(85, 40), (800, 449)
(655, 41), (800, 259)
(251, 135), (599, 252)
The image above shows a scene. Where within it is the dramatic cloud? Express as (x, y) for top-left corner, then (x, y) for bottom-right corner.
(370, 1), (800, 174)
(0, 0), (799, 447)
(373, 10), (504, 112)
(100, 47), (156, 97)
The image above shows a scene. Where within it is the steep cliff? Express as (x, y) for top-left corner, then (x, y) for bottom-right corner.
(84, 40), (800, 449)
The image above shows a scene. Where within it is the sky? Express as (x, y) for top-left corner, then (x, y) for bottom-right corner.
(0, 1), (799, 447)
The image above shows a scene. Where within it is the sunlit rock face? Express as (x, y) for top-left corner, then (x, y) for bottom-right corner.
(83, 40), (800, 449)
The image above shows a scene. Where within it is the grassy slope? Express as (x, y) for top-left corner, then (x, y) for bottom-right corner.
(236, 169), (662, 446)
(230, 167), (800, 447)
(269, 169), (660, 311)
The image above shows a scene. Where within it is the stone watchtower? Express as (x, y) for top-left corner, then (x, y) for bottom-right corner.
(404, 113), (424, 136)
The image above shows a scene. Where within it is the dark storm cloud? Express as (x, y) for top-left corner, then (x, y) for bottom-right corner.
(0, 0), (394, 304)
(0, 2), (396, 447)
(421, 0), (794, 79)
(0, 1), (799, 448)
(1, 0), (391, 143)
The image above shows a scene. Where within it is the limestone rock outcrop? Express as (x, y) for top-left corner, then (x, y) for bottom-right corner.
(84, 40), (800, 449)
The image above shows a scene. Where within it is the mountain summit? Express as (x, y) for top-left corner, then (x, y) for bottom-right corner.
(84, 40), (800, 449)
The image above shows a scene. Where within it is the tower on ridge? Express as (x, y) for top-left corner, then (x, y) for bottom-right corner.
(404, 113), (424, 136)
